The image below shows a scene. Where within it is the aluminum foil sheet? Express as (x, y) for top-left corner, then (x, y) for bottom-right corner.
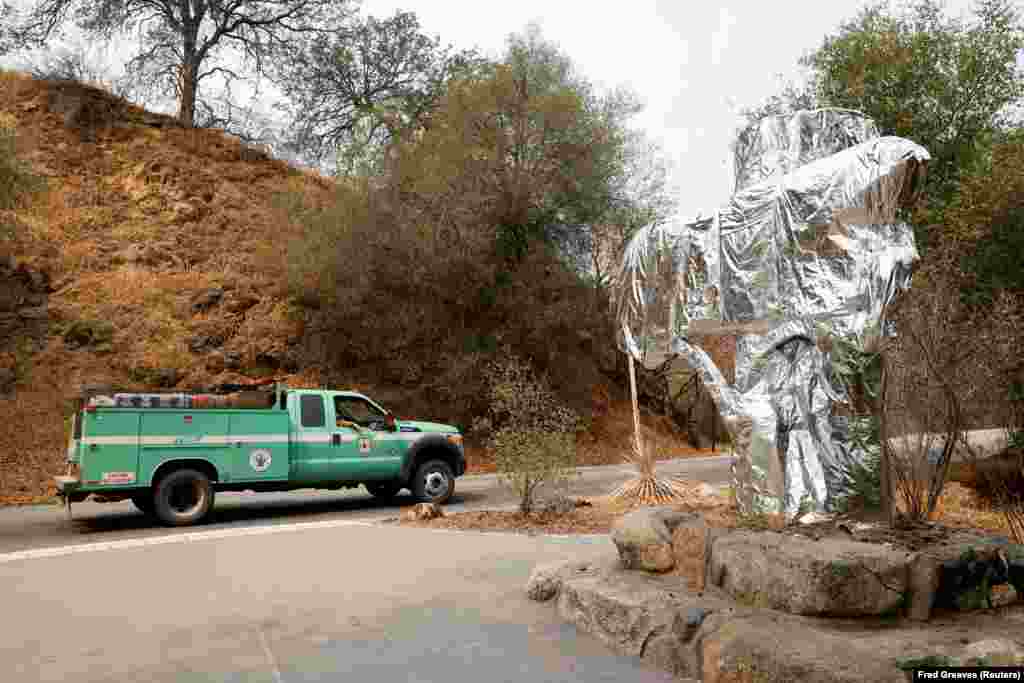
(732, 108), (880, 193)
(615, 109), (930, 518)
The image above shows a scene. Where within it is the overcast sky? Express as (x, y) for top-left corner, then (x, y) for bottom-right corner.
(359, 0), (979, 219)
(4, 0), (984, 219)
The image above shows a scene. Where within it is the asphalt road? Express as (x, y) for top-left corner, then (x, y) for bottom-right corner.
(1, 456), (733, 683)
(0, 454), (733, 555)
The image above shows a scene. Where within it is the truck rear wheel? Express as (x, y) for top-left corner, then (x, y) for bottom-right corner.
(411, 460), (454, 505)
(153, 468), (215, 526)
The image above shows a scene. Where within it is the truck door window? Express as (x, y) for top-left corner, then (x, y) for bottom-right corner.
(334, 396), (386, 428)
(300, 395), (326, 428)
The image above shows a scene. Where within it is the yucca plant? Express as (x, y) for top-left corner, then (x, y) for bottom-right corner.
(610, 354), (689, 505)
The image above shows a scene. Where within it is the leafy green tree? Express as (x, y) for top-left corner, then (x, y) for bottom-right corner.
(803, 0), (1024, 241)
(2, 0), (352, 127)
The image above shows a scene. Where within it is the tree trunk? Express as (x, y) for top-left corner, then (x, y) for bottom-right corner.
(177, 59), (199, 127)
(877, 352), (896, 526)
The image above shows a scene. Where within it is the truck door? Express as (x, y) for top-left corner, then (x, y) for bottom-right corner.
(291, 393), (333, 483)
(330, 394), (403, 481)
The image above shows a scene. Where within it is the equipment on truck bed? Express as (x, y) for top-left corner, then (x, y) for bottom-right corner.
(83, 377), (286, 411)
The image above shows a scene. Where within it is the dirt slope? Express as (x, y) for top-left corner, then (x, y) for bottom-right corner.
(0, 71), (705, 504)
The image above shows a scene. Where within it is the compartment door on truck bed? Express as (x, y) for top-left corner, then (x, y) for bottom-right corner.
(138, 411), (230, 485)
(228, 411), (289, 481)
(80, 410), (141, 487)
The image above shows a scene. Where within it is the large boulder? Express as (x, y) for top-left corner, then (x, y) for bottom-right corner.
(708, 530), (911, 616)
(554, 563), (731, 678)
(699, 611), (906, 683)
(611, 507), (700, 573)
(548, 560), (907, 682)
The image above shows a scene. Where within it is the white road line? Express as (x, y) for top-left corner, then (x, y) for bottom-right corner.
(259, 629), (285, 683)
(0, 519), (376, 565)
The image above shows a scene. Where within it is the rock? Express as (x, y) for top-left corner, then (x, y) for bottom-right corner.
(187, 334), (224, 353)
(934, 543), (1013, 610)
(671, 514), (725, 592)
(700, 611), (907, 683)
(0, 368), (15, 394)
(18, 306), (48, 320)
(611, 507), (700, 573)
(526, 560), (595, 602)
(708, 531), (910, 616)
(697, 483), (718, 498)
(225, 292), (260, 314)
(205, 352), (227, 373)
(1009, 558), (1024, 596)
(224, 351), (242, 369)
(151, 368), (179, 388)
(555, 563), (726, 678)
(190, 287), (224, 314)
(400, 503), (444, 522)
(907, 553), (941, 621)
(540, 495), (577, 515)
(961, 639), (1024, 666)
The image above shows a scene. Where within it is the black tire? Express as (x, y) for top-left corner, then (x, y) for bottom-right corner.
(153, 468), (215, 527)
(131, 493), (155, 516)
(411, 459), (455, 505)
(365, 482), (402, 500)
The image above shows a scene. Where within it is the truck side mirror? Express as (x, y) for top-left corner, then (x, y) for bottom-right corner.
(386, 414), (397, 431)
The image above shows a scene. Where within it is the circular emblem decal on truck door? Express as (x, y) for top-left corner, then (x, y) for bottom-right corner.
(249, 448), (273, 472)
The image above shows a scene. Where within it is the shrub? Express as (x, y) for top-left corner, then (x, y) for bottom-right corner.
(484, 355), (580, 514)
(0, 113), (43, 232)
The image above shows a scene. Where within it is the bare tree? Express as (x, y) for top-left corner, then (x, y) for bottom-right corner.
(4, 0), (353, 127)
(276, 11), (483, 170)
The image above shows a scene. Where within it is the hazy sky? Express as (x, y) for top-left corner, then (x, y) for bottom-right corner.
(359, 0), (979, 219)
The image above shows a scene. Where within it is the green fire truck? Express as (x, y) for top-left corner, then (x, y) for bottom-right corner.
(54, 382), (466, 526)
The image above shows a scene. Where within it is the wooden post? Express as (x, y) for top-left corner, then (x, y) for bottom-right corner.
(877, 352), (896, 526)
(628, 354), (644, 466)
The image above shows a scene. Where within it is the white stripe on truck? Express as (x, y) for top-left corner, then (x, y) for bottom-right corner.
(80, 432), (433, 446)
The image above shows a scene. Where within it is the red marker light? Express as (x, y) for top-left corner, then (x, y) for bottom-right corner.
(184, 415), (193, 423)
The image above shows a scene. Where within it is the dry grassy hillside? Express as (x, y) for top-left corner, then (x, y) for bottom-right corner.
(0, 71), (709, 504)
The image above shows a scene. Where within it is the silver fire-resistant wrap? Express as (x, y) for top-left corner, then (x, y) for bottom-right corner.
(731, 108), (881, 193)
(615, 109), (929, 518)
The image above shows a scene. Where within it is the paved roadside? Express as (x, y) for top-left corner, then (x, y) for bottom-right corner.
(0, 454), (734, 555)
(2, 518), (676, 683)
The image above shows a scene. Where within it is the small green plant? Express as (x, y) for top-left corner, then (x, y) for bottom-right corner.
(895, 654), (956, 671)
(732, 655), (773, 683)
(484, 355), (580, 514)
(829, 561), (853, 578)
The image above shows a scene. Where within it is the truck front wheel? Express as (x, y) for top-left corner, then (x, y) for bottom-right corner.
(411, 460), (454, 505)
(153, 469), (215, 527)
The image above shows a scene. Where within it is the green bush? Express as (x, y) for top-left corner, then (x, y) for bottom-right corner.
(484, 355), (579, 514)
(0, 113), (42, 222)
